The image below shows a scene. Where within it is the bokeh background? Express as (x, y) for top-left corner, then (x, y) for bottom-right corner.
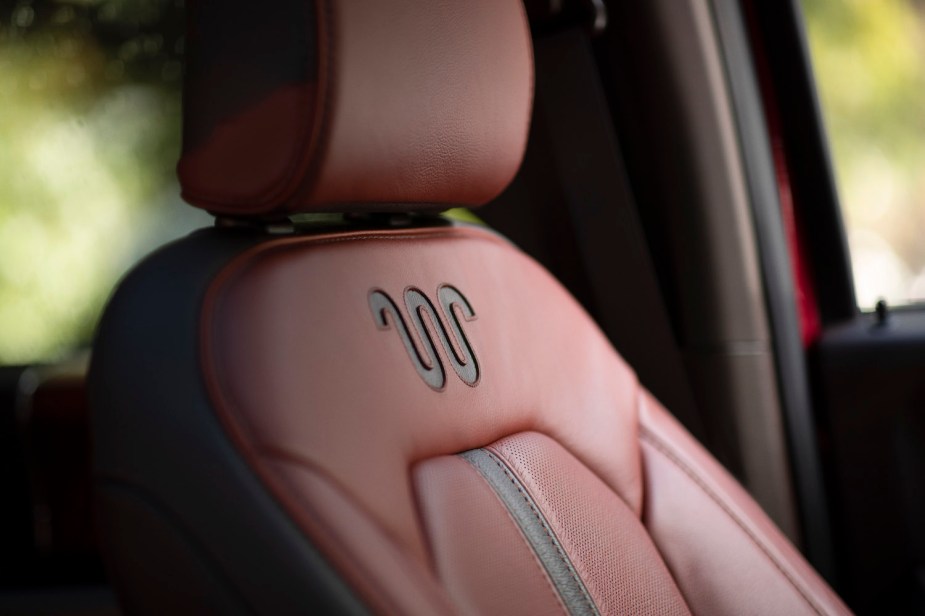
(0, 0), (208, 365)
(803, 0), (925, 309)
(0, 0), (923, 365)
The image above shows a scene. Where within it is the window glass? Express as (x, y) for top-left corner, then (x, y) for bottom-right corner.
(0, 0), (209, 364)
(802, 0), (925, 309)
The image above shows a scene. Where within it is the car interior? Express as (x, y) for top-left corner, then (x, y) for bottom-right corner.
(2, 0), (924, 614)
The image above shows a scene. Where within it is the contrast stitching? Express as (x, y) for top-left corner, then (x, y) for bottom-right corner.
(267, 227), (507, 249)
(481, 449), (599, 616)
(306, 233), (473, 246)
(196, 226), (521, 611)
(639, 427), (826, 616)
(186, 406), (408, 615)
(458, 456), (570, 616)
(253, 447), (450, 615)
(194, 226), (528, 616)
(220, 227), (517, 271)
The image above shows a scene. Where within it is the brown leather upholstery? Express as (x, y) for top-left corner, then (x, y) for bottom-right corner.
(178, 0), (533, 216)
(91, 0), (852, 613)
(188, 224), (849, 615)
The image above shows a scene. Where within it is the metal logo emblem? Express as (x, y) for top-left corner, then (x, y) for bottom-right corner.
(369, 285), (479, 390)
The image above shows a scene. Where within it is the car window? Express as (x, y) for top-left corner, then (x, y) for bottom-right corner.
(0, 0), (208, 365)
(801, 0), (925, 309)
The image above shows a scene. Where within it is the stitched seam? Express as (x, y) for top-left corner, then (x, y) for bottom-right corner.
(273, 228), (503, 247)
(639, 427), (826, 616)
(222, 227), (516, 267)
(482, 450), (599, 616)
(196, 225), (514, 614)
(253, 448), (449, 615)
(295, 232), (481, 245)
(191, 399), (409, 615)
(458, 455), (570, 616)
(199, 330), (454, 614)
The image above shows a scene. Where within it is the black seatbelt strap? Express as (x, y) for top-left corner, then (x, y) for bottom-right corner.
(533, 28), (705, 439)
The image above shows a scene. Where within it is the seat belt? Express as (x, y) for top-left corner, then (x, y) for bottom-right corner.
(531, 28), (706, 440)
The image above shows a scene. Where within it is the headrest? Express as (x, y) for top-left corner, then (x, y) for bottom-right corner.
(178, 0), (534, 217)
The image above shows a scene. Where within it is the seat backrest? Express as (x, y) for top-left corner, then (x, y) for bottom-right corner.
(89, 0), (851, 614)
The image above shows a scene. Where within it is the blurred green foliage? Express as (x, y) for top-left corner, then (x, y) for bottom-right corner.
(802, 0), (925, 307)
(0, 0), (207, 364)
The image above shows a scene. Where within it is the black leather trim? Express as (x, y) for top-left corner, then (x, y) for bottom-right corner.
(89, 227), (368, 615)
(97, 481), (253, 616)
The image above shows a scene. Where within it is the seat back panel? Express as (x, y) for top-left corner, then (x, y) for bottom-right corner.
(201, 226), (645, 567)
(92, 225), (851, 614)
(639, 391), (850, 616)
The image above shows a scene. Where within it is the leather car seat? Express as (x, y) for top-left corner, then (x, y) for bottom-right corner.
(89, 0), (852, 614)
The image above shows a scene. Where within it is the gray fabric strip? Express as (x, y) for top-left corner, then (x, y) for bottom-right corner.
(460, 449), (600, 616)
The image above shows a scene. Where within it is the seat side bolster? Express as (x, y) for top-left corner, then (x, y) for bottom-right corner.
(637, 390), (850, 616)
(89, 228), (368, 616)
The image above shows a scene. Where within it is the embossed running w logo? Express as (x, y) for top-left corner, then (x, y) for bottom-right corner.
(369, 285), (479, 391)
